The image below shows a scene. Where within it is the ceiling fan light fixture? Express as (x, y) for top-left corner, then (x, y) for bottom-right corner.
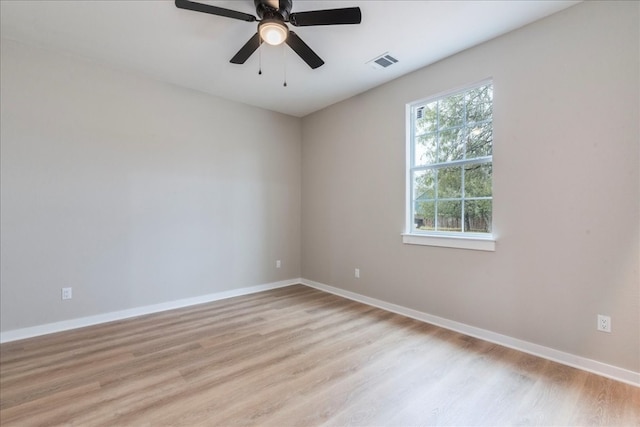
(259, 20), (288, 46)
(176, 0), (363, 69)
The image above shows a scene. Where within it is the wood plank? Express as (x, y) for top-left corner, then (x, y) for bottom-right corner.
(1, 285), (638, 426)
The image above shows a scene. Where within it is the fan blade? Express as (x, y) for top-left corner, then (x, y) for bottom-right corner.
(286, 31), (324, 69)
(289, 7), (361, 27)
(230, 33), (261, 64)
(175, 0), (256, 22)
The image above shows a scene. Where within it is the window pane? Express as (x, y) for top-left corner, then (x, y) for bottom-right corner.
(408, 82), (493, 237)
(439, 94), (464, 129)
(466, 122), (492, 159)
(464, 200), (492, 233)
(415, 133), (437, 166)
(414, 201), (435, 231)
(466, 84), (493, 123)
(437, 200), (462, 232)
(464, 163), (492, 198)
(437, 166), (461, 198)
(438, 128), (465, 162)
(415, 102), (438, 134)
(413, 169), (435, 200)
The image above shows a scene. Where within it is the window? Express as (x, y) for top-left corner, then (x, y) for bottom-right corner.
(404, 81), (494, 250)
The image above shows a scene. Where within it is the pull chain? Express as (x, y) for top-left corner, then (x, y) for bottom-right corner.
(283, 43), (287, 87)
(258, 38), (262, 75)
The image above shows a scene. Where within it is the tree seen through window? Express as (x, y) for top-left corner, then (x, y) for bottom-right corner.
(410, 83), (493, 234)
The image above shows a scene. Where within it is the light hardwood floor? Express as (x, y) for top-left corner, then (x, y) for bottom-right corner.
(1, 285), (638, 426)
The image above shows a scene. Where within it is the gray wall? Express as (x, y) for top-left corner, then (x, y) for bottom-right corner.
(301, 1), (639, 372)
(0, 39), (301, 331)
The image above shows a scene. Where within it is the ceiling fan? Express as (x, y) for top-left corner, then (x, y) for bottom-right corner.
(175, 0), (362, 69)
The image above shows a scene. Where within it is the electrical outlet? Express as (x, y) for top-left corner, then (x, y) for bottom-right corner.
(276, 260), (281, 268)
(355, 268), (360, 279)
(61, 287), (73, 300)
(597, 314), (611, 333)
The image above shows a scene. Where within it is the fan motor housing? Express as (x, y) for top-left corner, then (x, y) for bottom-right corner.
(255, 0), (292, 20)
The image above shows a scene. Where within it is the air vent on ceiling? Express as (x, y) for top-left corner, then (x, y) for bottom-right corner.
(367, 53), (399, 70)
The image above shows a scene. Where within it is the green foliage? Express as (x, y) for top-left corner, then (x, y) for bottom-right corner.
(464, 199), (492, 233)
(464, 163), (492, 198)
(412, 84), (493, 233)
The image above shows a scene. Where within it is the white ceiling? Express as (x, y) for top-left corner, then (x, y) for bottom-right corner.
(1, 0), (580, 117)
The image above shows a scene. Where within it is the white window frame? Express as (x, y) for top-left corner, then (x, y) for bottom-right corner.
(403, 79), (496, 251)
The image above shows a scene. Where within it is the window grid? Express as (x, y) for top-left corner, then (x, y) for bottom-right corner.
(408, 82), (493, 235)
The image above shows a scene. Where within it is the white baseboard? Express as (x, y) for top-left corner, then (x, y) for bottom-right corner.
(3, 277), (638, 387)
(300, 278), (640, 387)
(0, 278), (300, 344)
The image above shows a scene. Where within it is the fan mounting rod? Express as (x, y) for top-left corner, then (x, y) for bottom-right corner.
(255, 0), (292, 21)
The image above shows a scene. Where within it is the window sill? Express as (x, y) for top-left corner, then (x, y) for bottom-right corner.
(402, 233), (495, 251)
